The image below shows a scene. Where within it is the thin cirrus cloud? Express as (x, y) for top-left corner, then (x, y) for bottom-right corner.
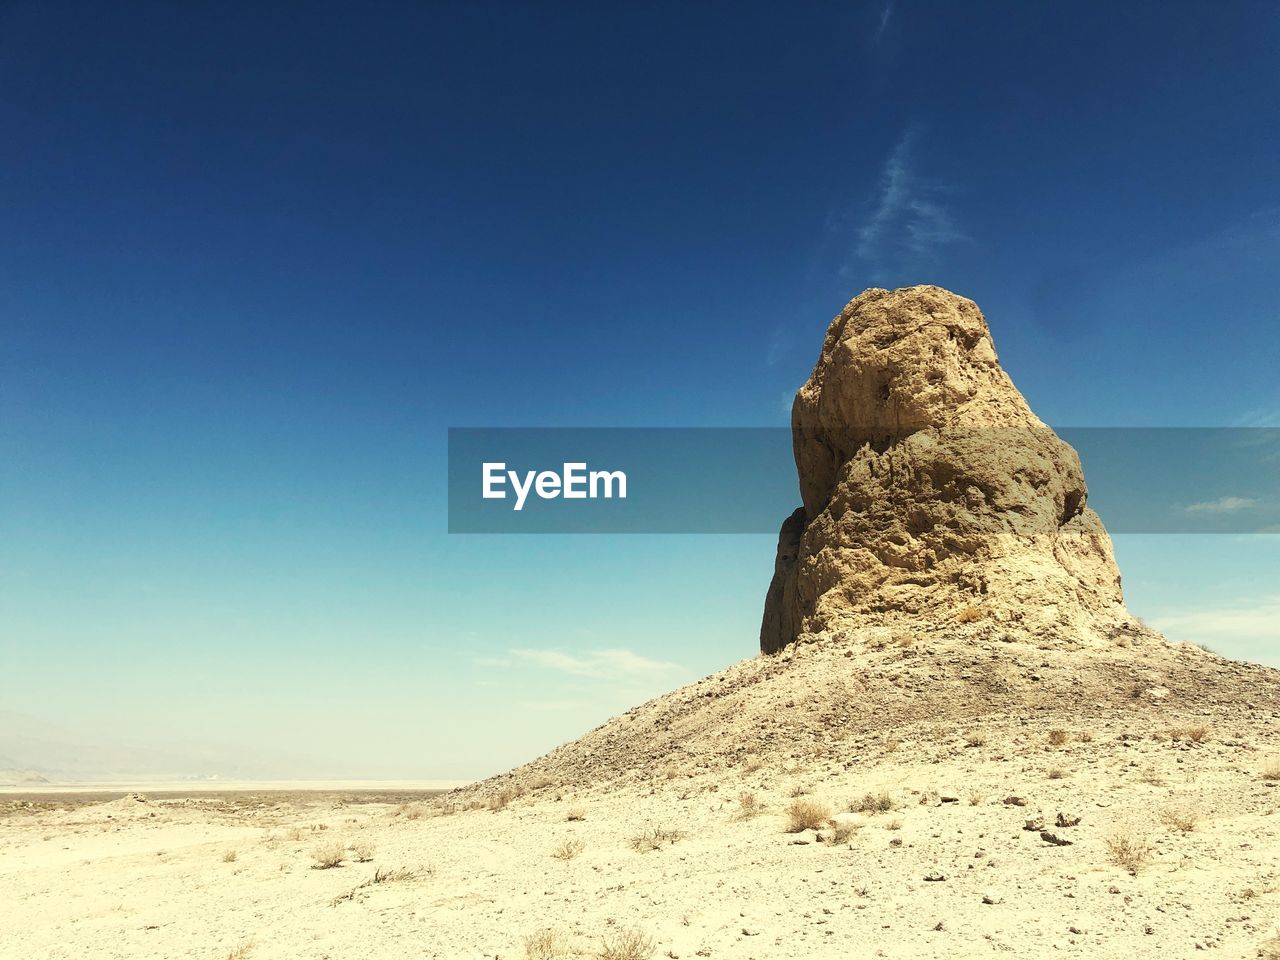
(852, 128), (966, 279)
(1183, 496), (1258, 513)
(873, 1), (894, 43)
(502, 647), (682, 681)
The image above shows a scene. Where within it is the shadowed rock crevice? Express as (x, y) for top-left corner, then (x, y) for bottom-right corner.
(761, 285), (1141, 655)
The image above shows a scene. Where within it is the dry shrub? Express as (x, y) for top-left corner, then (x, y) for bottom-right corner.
(551, 839), (585, 861)
(311, 842), (345, 869)
(1077, 731), (1094, 743)
(743, 756), (765, 773)
(1162, 805), (1199, 833)
(628, 825), (683, 852)
(852, 791), (893, 814)
(786, 798), (832, 833)
(489, 787), (520, 812)
(955, 605), (985, 623)
(1259, 935), (1280, 960)
(1047, 767), (1068, 780)
(1169, 725), (1210, 743)
(524, 928), (571, 960)
(1262, 759), (1280, 782)
(225, 943), (253, 960)
(372, 866), (418, 883)
(1139, 765), (1164, 785)
(964, 733), (987, 748)
(528, 775), (555, 791)
(222, 850), (238, 863)
(734, 792), (765, 821)
(885, 817), (903, 830)
(787, 784), (810, 798)
(598, 928), (656, 960)
(566, 807), (587, 822)
(822, 819), (857, 845)
(1047, 729), (1069, 746)
(883, 737), (901, 753)
(968, 792), (984, 806)
(1105, 830), (1153, 873)
(351, 840), (375, 862)
(661, 765), (680, 780)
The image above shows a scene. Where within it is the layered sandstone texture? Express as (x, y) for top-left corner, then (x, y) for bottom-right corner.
(762, 285), (1145, 654)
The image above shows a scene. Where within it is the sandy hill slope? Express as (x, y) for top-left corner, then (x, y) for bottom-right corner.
(479, 628), (1280, 797)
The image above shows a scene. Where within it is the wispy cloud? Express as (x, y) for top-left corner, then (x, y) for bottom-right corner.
(1239, 407), (1280, 428)
(852, 128), (965, 279)
(1183, 496), (1258, 513)
(873, 1), (894, 43)
(504, 647), (681, 681)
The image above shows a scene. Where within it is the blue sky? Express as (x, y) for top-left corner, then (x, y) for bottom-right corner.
(1, 2), (1278, 779)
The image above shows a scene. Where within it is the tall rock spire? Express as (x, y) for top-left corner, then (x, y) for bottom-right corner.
(761, 285), (1142, 654)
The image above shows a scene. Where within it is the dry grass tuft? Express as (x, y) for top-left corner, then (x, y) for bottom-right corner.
(598, 928), (656, 960)
(1258, 934), (1280, 960)
(955, 605), (985, 623)
(523, 927), (572, 960)
(1169, 725), (1210, 743)
(551, 839), (585, 861)
(1162, 805), (1199, 833)
(1139, 765), (1165, 786)
(1047, 729), (1069, 747)
(488, 787), (521, 812)
(372, 866), (419, 884)
(964, 732), (987, 748)
(821, 819), (857, 845)
(310, 842), (345, 870)
(566, 807), (587, 822)
(851, 791), (893, 814)
(734, 792), (765, 821)
(1046, 767), (1068, 780)
(1262, 759), (1280, 782)
(1105, 830), (1153, 873)
(785, 798), (832, 833)
(787, 784), (810, 798)
(350, 840), (375, 863)
(225, 943), (254, 960)
(743, 756), (765, 773)
(628, 825), (683, 852)
(221, 850), (238, 863)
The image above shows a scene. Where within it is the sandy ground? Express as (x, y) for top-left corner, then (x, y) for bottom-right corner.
(3, 720), (1279, 960)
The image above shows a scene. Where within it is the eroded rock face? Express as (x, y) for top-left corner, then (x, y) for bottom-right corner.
(761, 285), (1141, 654)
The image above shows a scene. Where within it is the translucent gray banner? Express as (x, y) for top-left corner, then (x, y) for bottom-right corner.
(447, 427), (1280, 534)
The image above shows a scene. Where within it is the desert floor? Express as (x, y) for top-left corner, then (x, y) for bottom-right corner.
(3, 721), (1279, 960)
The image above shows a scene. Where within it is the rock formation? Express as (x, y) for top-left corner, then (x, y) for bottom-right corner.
(761, 285), (1146, 654)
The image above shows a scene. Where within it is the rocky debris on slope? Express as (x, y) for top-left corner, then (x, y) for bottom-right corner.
(762, 285), (1148, 654)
